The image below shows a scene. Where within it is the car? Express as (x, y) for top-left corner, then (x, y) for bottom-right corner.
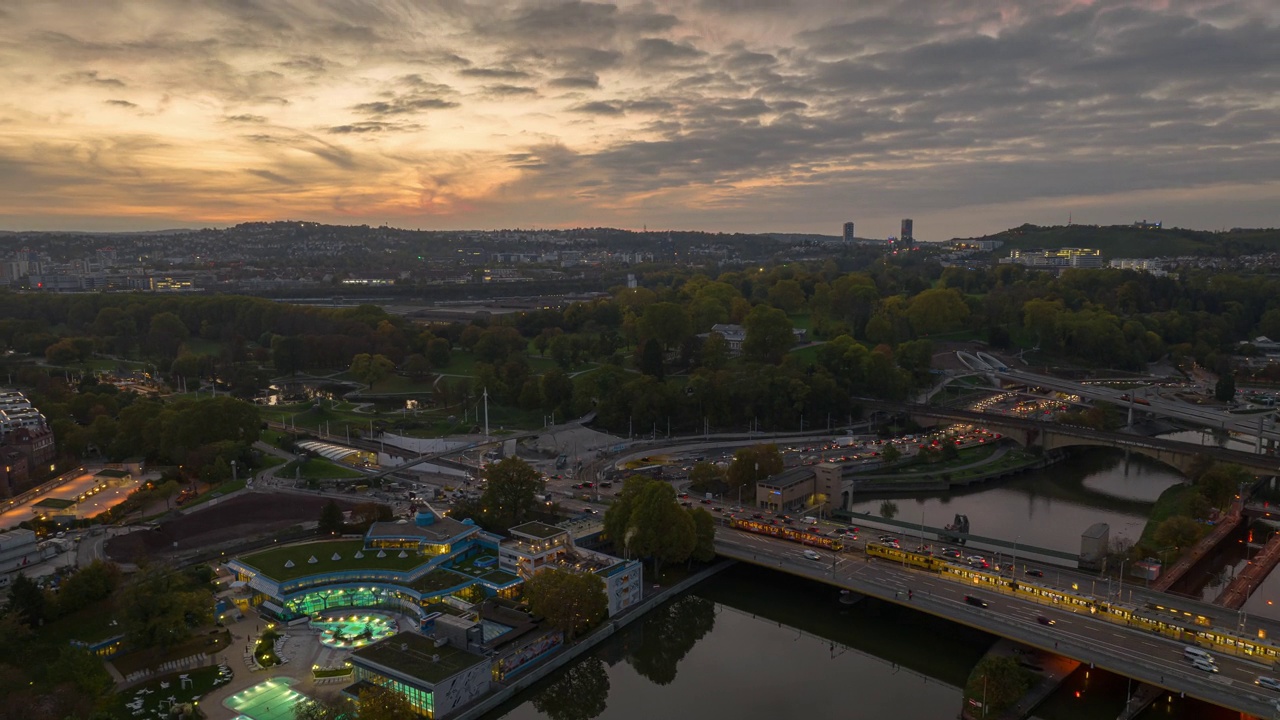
(752, 513), (765, 519)
(878, 535), (896, 543)
(782, 518), (794, 525)
(808, 525), (821, 533)
(1190, 658), (1219, 674)
(699, 498), (712, 505)
(1025, 569), (1044, 577)
(964, 595), (989, 608)
(712, 507), (723, 512)
(1036, 616), (1056, 626)
(1255, 676), (1280, 691)
(803, 550), (821, 561)
(942, 549), (962, 559)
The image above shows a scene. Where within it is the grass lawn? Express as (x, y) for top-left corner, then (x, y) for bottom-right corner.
(183, 478), (247, 508)
(366, 374), (435, 394)
(1138, 483), (1204, 550)
(180, 337), (226, 356)
(788, 343), (824, 364)
(254, 629), (282, 667)
(258, 455), (288, 471)
(411, 568), (473, 594)
(110, 664), (229, 717)
(435, 351), (481, 376)
(237, 539), (432, 581)
(112, 628), (232, 676)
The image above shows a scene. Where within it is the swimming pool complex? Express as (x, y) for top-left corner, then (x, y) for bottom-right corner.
(312, 611), (398, 649)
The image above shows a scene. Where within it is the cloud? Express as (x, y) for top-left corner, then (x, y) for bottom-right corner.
(571, 101), (624, 115)
(548, 74), (600, 89)
(0, 0), (1276, 236)
(62, 70), (126, 87)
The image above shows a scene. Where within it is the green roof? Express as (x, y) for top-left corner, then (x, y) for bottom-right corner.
(411, 568), (471, 594)
(509, 521), (565, 540)
(351, 631), (487, 685)
(33, 498), (75, 509)
(236, 540), (432, 582)
(95, 469), (130, 478)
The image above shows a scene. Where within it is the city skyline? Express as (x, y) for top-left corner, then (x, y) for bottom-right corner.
(1, 0), (1277, 237)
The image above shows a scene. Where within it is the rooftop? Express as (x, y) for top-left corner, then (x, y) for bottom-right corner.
(758, 468), (814, 489)
(235, 539), (431, 581)
(508, 521), (566, 540)
(367, 516), (474, 544)
(350, 631), (487, 685)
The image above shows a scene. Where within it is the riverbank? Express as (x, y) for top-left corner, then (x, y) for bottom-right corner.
(453, 559), (734, 720)
(849, 447), (1065, 495)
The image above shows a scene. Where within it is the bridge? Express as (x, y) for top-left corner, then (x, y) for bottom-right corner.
(858, 400), (1280, 476)
(714, 527), (1280, 718)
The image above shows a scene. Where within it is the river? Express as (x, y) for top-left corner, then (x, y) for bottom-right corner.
(489, 449), (1244, 720)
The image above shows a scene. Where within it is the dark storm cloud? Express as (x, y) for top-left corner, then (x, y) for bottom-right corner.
(105, 99), (138, 108)
(351, 97), (459, 117)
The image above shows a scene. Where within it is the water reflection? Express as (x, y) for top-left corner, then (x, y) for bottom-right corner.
(848, 450), (1184, 553)
(531, 657), (610, 720)
(623, 595), (716, 686)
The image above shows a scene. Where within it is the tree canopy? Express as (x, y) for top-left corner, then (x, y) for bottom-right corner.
(522, 568), (608, 641)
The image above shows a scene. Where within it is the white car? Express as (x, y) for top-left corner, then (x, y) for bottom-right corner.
(1256, 676), (1280, 691)
(1190, 658), (1219, 674)
(803, 549), (822, 561)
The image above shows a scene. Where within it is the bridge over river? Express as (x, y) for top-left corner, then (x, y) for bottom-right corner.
(715, 525), (1280, 718)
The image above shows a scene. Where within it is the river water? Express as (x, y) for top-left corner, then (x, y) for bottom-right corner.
(490, 449), (1242, 720)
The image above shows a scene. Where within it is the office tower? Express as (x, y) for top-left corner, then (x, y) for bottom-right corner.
(900, 218), (914, 243)
(842, 222), (855, 243)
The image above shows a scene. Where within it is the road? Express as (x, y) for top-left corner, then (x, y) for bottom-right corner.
(714, 524), (1280, 718)
(999, 367), (1280, 444)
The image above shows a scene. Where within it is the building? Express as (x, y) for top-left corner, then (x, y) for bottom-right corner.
(0, 528), (39, 578)
(0, 447), (30, 498)
(842, 222), (855, 243)
(755, 463), (847, 513)
(1109, 258), (1167, 276)
(900, 218), (914, 244)
(1001, 247), (1103, 270)
(498, 521), (642, 617)
(346, 631), (491, 719)
(703, 324), (807, 356)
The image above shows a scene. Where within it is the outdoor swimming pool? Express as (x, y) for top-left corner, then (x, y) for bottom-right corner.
(312, 611), (399, 649)
(225, 677), (308, 720)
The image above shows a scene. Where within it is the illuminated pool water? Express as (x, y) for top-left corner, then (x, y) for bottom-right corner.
(225, 677), (308, 720)
(312, 611), (398, 649)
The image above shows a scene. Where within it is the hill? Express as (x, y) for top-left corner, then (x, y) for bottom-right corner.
(956, 224), (1280, 258)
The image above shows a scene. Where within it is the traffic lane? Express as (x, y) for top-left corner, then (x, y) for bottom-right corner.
(719, 532), (1273, 706)
(837, 550), (1271, 699)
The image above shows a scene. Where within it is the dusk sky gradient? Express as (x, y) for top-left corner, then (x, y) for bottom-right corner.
(1, 0), (1277, 238)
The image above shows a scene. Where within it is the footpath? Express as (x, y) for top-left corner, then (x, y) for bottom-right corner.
(1152, 501), (1243, 593)
(961, 638), (1079, 720)
(1215, 531), (1280, 609)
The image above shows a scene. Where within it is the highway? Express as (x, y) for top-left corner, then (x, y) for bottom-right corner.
(998, 367), (1280, 444)
(714, 524), (1280, 718)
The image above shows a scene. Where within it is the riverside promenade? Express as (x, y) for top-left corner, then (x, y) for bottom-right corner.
(1152, 501), (1243, 593)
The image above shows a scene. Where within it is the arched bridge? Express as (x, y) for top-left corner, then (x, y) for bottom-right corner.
(856, 400), (1280, 476)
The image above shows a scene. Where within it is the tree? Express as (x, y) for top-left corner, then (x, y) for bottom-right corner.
(426, 337), (453, 368)
(687, 462), (727, 495)
(479, 457), (544, 529)
(318, 500), (344, 535)
(964, 656), (1033, 718)
(118, 564), (211, 649)
(880, 445), (902, 464)
(541, 368), (575, 415)
(1196, 462), (1248, 508)
(742, 305), (794, 364)
(271, 335), (306, 376)
(402, 353), (431, 381)
(905, 288), (970, 336)
(292, 694), (350, 720)
(349, 353), (394, 386)
(626, 481), (696, 577)
(1153, 516), (1202, 552)
(532, 656), (610, 720)
(147, 312), (189, 360)
(638, 338), (664, 380)
(725, 444), (783, 501)
(688, 507), (717, 563)
(627, 595), (715, 685)
(523, 568), (608, 641)
(1215, 371), (1236, 402)
(639, 302), (691, 351)
(5, 573), (47, 626)
(355, 685), (415, 720)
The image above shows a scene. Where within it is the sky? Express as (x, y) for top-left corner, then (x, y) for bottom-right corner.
(0, 0), (1277, 239)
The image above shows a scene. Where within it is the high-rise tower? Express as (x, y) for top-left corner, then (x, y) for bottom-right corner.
(842, 221), (855, 243)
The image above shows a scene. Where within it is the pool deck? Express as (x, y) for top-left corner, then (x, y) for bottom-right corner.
(198, 611), (410, 720)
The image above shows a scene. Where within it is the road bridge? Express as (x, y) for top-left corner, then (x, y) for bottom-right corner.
(858, 400), (1280, 476)
(714, 529), (1280, 718)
